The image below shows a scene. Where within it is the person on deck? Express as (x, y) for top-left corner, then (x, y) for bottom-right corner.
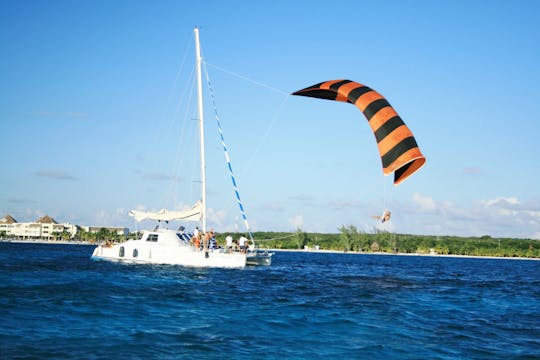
(209, 233), (217, 250)
(238, 235), (248, 253)
(225, 235), (233, 250)
(191, 226), (201, 250)
(202, 230), (215, 251)
(191, 235), (201, 250)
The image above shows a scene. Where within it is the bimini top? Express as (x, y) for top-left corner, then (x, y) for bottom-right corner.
(129, 201), (202, 222)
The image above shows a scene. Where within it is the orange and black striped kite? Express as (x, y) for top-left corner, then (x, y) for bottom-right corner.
(292, 80), (425, 185)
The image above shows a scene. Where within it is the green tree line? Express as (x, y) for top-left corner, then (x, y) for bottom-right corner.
(77, 228), (129, 243)
(221, 227), (539, 258)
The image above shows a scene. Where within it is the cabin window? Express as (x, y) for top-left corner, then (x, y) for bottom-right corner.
(176, 233), (191, 243)
(146, 234), (158, 242)
(119, 246), (125, 257)
(133, 249), (138, 258)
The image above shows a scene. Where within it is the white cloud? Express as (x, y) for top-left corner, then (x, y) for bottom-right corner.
(412, 192), (437, 212)
(463, 167), (484, 175)
(481, 197), (520, 207)
(376, 193), (540, 239)
(133, 204), (148, 211)
(22, 110), (89, 120)
(328, 198), (364, 210)
(142, 172), (181, 182)
(257, 202), (285, 212)
(288, 194), (314, 202)
(289, 214), (304, 230)
(3, 197), (36, 204)
(33, 170), (77, 181)
(206, 207), (228, 230)
(374, 220), (395, 233)
(91, 208), (132, 227)
(525, 210), (540, 220)
(288, 194), (318, 207)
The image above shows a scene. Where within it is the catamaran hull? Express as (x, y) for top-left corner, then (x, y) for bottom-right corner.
(91, 243), (246, 268)
(246, 251), (273, 266)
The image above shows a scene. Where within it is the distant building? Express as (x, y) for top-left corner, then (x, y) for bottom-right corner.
(0, 214), (78, 240)
(0, 215), (17, 236)
(1, 214), (130, 240)
(82, 226), (128, 236)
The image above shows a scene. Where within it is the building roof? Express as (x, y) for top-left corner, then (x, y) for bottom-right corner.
(0, 214), (17, 224)
(36, 215), (58, 224)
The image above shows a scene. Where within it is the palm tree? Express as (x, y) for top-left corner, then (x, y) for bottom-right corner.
(339, 225), (358, 252)
(61, 231), (71, 241)
(96, 228), (110, 243)
(295, 228), (307, 249)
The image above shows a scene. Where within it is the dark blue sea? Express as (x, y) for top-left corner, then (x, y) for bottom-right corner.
(1, 243), (539, 359)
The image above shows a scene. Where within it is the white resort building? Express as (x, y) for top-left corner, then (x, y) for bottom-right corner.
(0, 214), (130, 241)
(0, 214), (78, 240)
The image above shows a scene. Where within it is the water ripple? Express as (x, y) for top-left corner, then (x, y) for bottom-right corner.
(1, 244), (539, 359)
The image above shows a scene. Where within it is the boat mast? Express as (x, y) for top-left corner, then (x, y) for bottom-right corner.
(194, 27), (207, 233)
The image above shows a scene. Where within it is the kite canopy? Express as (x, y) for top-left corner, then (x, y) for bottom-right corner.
(292, 80), (425, 185)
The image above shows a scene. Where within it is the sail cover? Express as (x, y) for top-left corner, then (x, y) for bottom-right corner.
(129, 201), (202, 222)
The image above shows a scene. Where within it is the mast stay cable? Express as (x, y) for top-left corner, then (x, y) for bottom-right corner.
(203, 61), (254, 241)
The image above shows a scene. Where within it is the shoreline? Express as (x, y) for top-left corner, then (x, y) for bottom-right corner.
(2, 239), (538, 261)
(269, 248), (540, 261)
(0, 238), (93, 245)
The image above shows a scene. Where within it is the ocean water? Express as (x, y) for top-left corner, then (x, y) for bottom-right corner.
(1, 243), (539, 359)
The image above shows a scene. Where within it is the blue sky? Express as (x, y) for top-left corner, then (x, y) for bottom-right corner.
(1, 0), (539, 239)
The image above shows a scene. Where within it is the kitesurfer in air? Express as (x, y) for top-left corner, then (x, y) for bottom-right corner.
(372, 210), (391, 223)
(381, 209), (391, 223)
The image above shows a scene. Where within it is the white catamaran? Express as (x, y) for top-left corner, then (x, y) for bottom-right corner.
(91, 28), (272, 268)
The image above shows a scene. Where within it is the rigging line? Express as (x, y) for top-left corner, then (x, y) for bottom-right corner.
(205, 61), (289, 178)
(383, 172), (387, 211)
(203, 62), (252, 237)
(255, 232), (299, 241)
(148, 33), (194, 167)
(145, 34), (195, 210)
(388, 175), (394, 213)
(205, 62), (289, 96)
(203, 61), (254, 241)
(171, 64), (197, 171)
(385, 174), (394, 210)
(170, 32), (195, 98)
(173, 57), (197, 120)
(162, 67), (192, 206)
(166, 31), (195, 112)
(239, 93), (290, 178)
(168, 65), (198, 207)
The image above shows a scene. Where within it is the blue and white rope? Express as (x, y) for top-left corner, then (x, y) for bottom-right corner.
(203, 62), (253, 240)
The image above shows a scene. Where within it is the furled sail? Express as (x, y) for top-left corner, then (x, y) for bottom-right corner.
(129, 201), (202, 222)
(292, 80), (425, 185)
